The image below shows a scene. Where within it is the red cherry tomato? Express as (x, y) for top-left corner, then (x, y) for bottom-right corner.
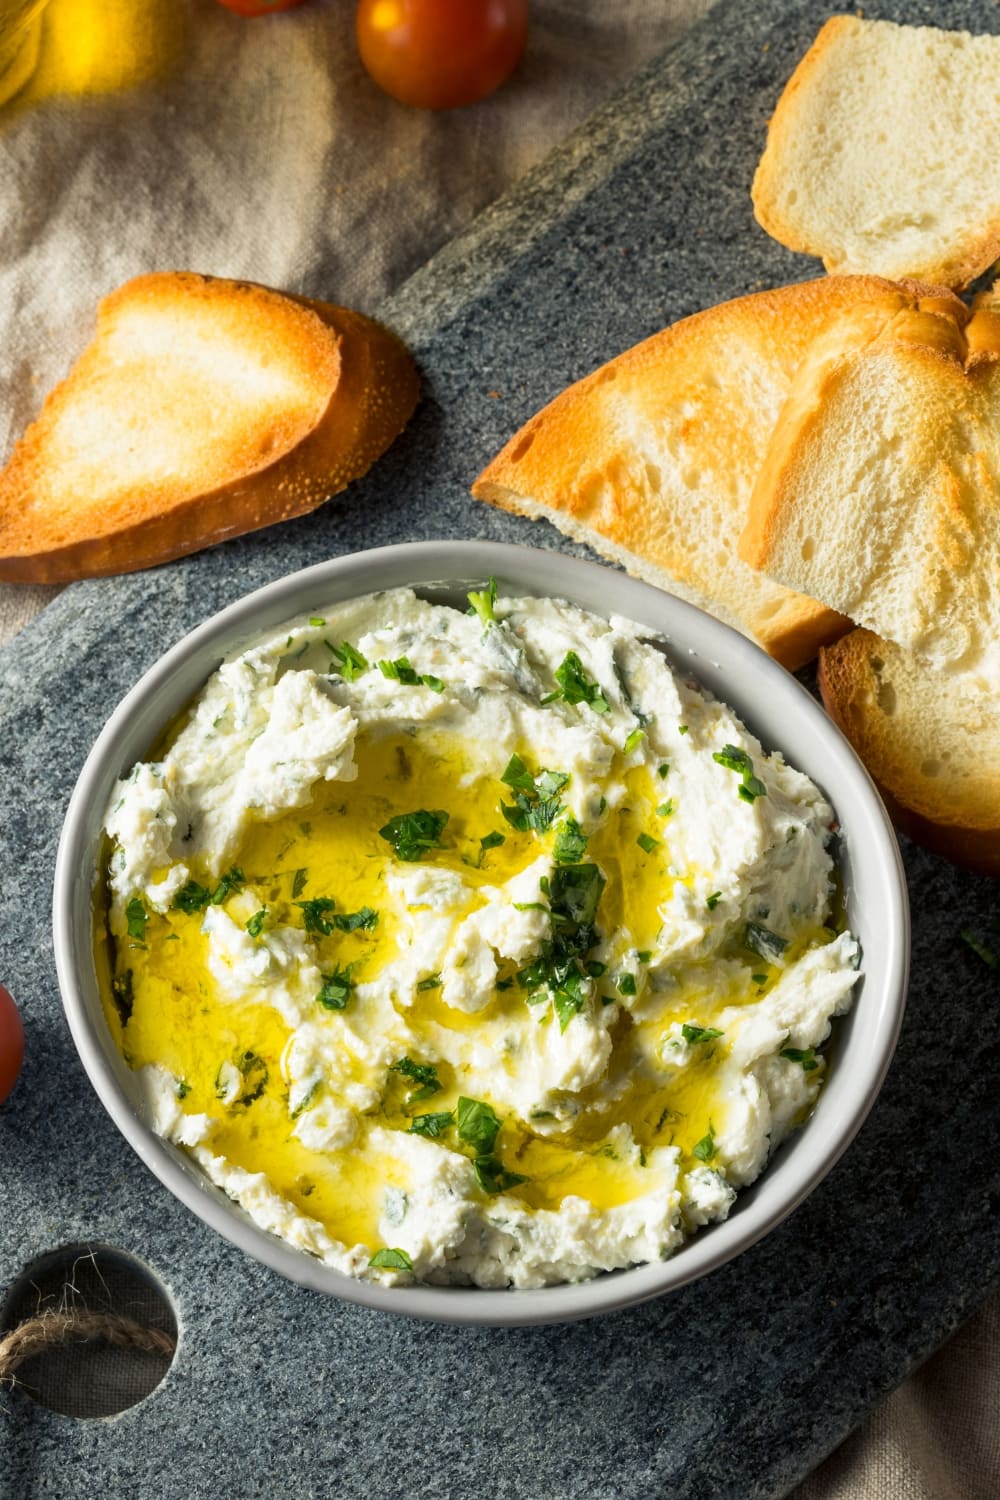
(356, 0), (528, 111)
(214, 0), (304, 16)
(0, 984), (24, 1105)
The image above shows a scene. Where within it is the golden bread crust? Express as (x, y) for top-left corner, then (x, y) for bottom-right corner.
(0, 272), (419, 582)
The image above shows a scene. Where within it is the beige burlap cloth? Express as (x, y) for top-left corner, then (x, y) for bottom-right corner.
(0, 2), (996, 1493)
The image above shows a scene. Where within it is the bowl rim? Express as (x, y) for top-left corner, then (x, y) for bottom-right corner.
(53, 539), (910, 1326)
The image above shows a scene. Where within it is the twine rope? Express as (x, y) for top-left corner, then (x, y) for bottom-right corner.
(0, 1310), (176, 1387)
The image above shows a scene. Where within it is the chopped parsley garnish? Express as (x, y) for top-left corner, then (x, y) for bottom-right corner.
(172, 880), (212, 914)
(657, 800), (674, 817)
(623, 727), (645, 754)
(692, 1127), (716, 1161)
(744, 921), (789, 964)
(712, 743), (767, 803)
(467, 576), (498, 628)
(416, 973), (441, 991)
(752, 973), (768, 986)
(125, 897), (148, 943)
(316, 969), (353, 1011)
(706, 892), (722, 911)
(473, 1155), (528, 1194)
(111, 969), (134, 1025)
(586, 959), (607, 978)
(515, 861), (605, 1030)
(390, 1056), (441, 1104)
(478, 830), (506, 864)
(543, 651), (610, 714)
(456, 1097), (527, 1194)
(552, 969), (587, 1031)
(618, 973), (637, 997)
(500, 754), (569, 834)
(409, 1111), (454, 1138)
(369, 1248), (412, 1271)
(297, 897), (338, 935)
(328, 640), (368, 682)
(960, 929), (999, 969)
(246, 908), (268, 938)
(378, 657), (445, 691)
(682, 1023), (723, 1044)
(553, 815), (588, 864)
(309, 616), (326, 627)
(678, 724), (689, 735)
(175, 1080), (191, 1100)
(171, 866), (244, 915)
(334, 906), (378, 932)
(291, 868), (308, 898)
(636, 832), (659, 854)
(211, 867), (244, 904)
(379, 809), (449, 861)
(457, 1096), (501, 1154)
(658, 763), (670, 779)
(217, 1051), (268, 1105)
(636, 950), (652, 964)
(781, 1045), (819, 1072)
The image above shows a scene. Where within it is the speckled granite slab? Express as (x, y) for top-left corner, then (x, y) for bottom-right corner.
(2, 2), (999, 1496)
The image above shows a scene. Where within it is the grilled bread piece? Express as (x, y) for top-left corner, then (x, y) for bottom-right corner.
(819, 628), (1000, 875)
(471, 276), (950, 670)
(0, 272), (419, 582)
(752, 15), (1000, 289)
(741, 284), (1000, 685)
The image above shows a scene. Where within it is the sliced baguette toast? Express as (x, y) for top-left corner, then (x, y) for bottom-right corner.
(0, 272), (419, 583)
(819, 628), (1000, 876)
(471, 276), (951, 670)
(741, 284), (1000, 684)
(752, 15), (1000, 290)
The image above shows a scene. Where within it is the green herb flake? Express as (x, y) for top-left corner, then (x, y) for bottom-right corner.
(553, 815), (588, 864)
(478, 830), (506, 862)
(657, 800), (674, 817)
(624, 727), (645, 754)
(692, 1127), (716, 1161)
(210, 866), (245, 905)
(500, 754), (569, 834)
(545, 651), (610, 714)
(316, 969), (352, 1011)
(682, 1024), (724, 1045)
(291, 868), (308, 899)
(457, 1096), (502, 1155)
(678, 724), (689, 735)
(379, 809), (449, 862)
(125, 896), (148, 943)
(111, 970), (134, 1025)
(713, 743), (767, 803)
(297, 896), (338, 935)
(780, 1046), (819, 1072)
(369, 1248), (412, 1272)
(379, 656), (421, 684)
(636, 950), (652, 964)
(333, 906), (378, 933)
(658, 763), (670, 779)
(172, 880), (212, 915)
(636, 832), (659, 854)
(618, 973), (638, 997)
(409, 1111), (454, 1139)
(309, 616), (326, 627)
(416, 973), (441, 991)
(329, 640), (368, 682)
(468, 576), (498, 628)
(246, 908), (268, 938)
(751, 973), (768, 986)
(175, 1080), (191, 1100)
(706, 891), (722, 911)
(473, 1155), (528, 1195)
(390, 1056), (441, 1104)
(745, 922), (789, 964)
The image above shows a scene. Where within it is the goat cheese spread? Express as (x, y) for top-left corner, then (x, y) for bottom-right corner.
(100, 584), (860, 1289)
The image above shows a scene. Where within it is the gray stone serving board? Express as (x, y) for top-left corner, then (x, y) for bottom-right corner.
(2, 0), (999, 1495)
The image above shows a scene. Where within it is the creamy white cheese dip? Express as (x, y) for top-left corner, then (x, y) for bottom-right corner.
(101, 585), (860, 1289)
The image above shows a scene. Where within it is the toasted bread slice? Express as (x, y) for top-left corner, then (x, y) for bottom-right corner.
(741, 283), (1000, 684)
(0, 272), (419, 583)
(470, 276), (947, 670)
(752, 15), (1000, 289)
(819, 628), (1000, 875)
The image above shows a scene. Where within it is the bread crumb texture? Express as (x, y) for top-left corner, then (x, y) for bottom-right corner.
(752, 15), (1000, 288)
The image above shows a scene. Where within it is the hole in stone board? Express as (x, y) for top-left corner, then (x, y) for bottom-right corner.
(0, 1243), (177, 1419)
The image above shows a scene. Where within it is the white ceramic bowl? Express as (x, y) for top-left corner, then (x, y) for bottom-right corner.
(53, 541), (909, 1325)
